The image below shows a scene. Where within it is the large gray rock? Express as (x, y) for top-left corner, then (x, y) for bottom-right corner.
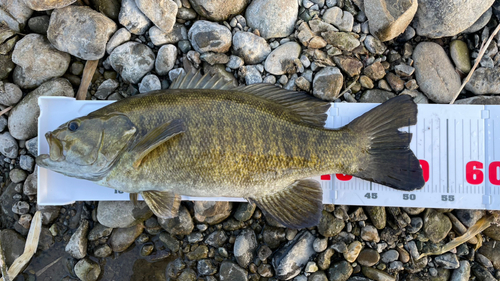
(465, 67), (500, 95)
(0, 0), (33, 32)
(119, 0), (152, 35)
(234, 229), (258, 268)
(12, 34), (70, 89)
(414, 0), (495, 38)
(149, 24), (187, 46)
(272, 230), (316, 280)
(246, 0), (299, 39)
(109, 42), (155, 84)
(0, 132), (18, 159)
(97, 201), (153, 228)
(8, 78), (74, 140)
(364, 0), (417, 42)
(264, 42), (301, 75)
(65, 220), (89, 259)
(312, 67), (343, 101)
(188, 20), (232, 53)
(413, 42), (461, 103)
(24, 0), (76, 11)
(135, 0), (177, 33)
(188, 0), (250, 21)
(0, 81), (22, 106)
(48, 6), (116, 60)
(232, 31), (271, 64)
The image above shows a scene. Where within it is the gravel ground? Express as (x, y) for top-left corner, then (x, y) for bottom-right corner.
(1, 0), (500, 280)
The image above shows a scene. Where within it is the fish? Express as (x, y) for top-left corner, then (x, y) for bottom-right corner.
(36, 70), (425, 229)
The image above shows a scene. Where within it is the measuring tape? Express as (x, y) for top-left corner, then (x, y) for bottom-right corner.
(37, 97), (500, 209)
(315, 102), (500, 210)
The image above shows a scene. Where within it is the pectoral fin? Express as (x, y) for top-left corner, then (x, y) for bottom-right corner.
(247, 179), (323, 229)
(131, 119), (185, 168)
(141, 191), (181, 219)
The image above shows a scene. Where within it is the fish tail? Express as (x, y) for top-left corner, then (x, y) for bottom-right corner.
(345, 95), (425, 191)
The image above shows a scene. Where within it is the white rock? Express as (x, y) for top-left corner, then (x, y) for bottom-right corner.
(135, 0), (177, 33)
(323, 7), (354, 32)
(106, 28), (132, 54)
(109, 42), (155, 84)
(232, 31), (271, 64)
(264, 42), (301, 75)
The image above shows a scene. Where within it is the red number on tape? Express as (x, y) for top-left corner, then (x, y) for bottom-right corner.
(489, 161), (500, 185)
(419, 160), (429, 182)
(336, 174), (353, 181)
(320, 174), (331, 180)
(466, 161), (484, 185)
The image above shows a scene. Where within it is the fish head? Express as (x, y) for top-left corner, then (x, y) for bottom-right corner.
(36, 113), (137, 180)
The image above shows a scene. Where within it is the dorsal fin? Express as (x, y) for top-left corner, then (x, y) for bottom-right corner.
(235, 84), (331, 127)
(170, 70), (331, 127)
(169, 69), (235, 90)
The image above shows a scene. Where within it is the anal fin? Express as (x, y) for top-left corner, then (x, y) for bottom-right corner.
(247, 179), (323, 229)
(141, 191), (181, 219)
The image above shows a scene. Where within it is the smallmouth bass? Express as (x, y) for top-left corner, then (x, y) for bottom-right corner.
(37, 71), (425, 229)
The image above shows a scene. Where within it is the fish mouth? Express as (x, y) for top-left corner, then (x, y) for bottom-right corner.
(46, 132), (65, 162)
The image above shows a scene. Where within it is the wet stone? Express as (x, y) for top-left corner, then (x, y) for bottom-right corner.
(234, 229), (257, 268)
(454, 210), (484, 228)
(435, 253), (460, 269)
(403, 207), (425, 215)
(65, 220), (89, 259)
(88, 223), (113, 241)
(74, 258), (101, 281)
(272, 230), (316, 280)
(450, 260), (471, 281)
(313, 238), (328, 252)
(317, 248), (334, 270)
(205, 230), (228, 247)
(95, 79), (119, 100)
(187, 245), (209, 261)
(450, 40), (471, 74)
(187, 232), (203, 244)
(360, 225), (380, 242)
(109, 223), (144, 252)
(471, 263), (496, 281)
(407, 217), (423, 234)
(197, 259), (217, 276)
(159, 232), (180, 252)
(357, 248), (380, 266)
(158, 205), (194, 235)
(220, 261), (248, 281)
(258, 245), (273, 261)
(344, 241), (363, 263)
(234, 203), (256, 222)
(12, 201), (29, 215)
(328, 261), (353, 281)
(423, 209), (452, 243)
(381, 249), (399, 263)
(9, 169), (26, 183)
(318, 210), (345, 237)
(365, 206), (386, 229)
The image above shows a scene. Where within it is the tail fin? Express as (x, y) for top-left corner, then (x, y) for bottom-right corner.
(346, 95), (425, 191)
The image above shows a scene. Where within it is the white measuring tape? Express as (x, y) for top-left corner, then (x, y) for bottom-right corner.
(37, 97), (500, 210)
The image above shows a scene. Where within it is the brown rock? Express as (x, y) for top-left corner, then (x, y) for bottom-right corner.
(386, 72), (404, 91)
(333, 56), (363, 77)
(364, 0), (418, 41)
(364, 61), (386, 81)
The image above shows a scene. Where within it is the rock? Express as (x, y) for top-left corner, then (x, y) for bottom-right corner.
(381, 249), (399, 263)
(19, 155), (33, 172)
(119, 0), (151, 35)
(240, 65), (262, 85)
(28, 15), (50, 35)
(110, 223), (144, 252)
(234, 229), (258, 268)
(188, 0), (250, 21)
(158, 205), (194, 235)
(264, 42), (301, 75)
(94, 244), (112, 258)
(12, 34), (70, 89)
(364, 0), (417, 42)
(246, 0), (298, 39)
(359, 89), (396, 102)
(232, 31), (271, 64)
(47, 6), (116, 60)
(450, 40), (471, 74)
(465, 67), (500, 95)
(0, 132), (18, 158)
(139, 74), (161, 93)
(484, 224), (500, 240)
(227, 55), (244, 70)
(272, 230), (316, 280)
(362, 266), (395, 281)
(219, 261), (248, 281)
(178, 268), (197, 281)
(155, 44), (177, 76)
(186, 245), (208, 260)
(9, 169), (26, 183)
(109, 42), (155, 84)
(97, 201), (152, 228)
(197, 259), (217, 276)
(24, 0), (76, 10)
(364, 61), (386, 80)
(188, 20), (232, 53)
(323, 7), (354, 32)
(106, 28), (131, 54)
(328, 261), (352, 281)
(318, 210), (345, 237)
(159, 232), (180, 252)
(414, 0), (494, 38)
(25, 137), (38, 155)
(357, 249), (380, 266)
(0, 81), (22, 106)
(65, 220), (89, 259)
(321, 31), (360, 51)
(135, 0), (177, 33)
(149, 24), (187, 46)
(0, 0), (33, 32)
(360, 225), (380, 242)
(37, 205), (60, 225)
(12, 201), (29, 214)
(413, 42), (461, 103)
(200, 52), (229, 65)
(0, 116), (6, 132)
(194, 201), (232, 225)
(435, 253), (460, 269)
(74, 258), (101, 281)
(407, 217), (423, 234)
(0, 54), (14, 80)
(454, 210), (484, 228)
(451, 260), (470, 281)
(88, 223), (113, 241)
(423, 209), (452, 243)
(471, 263), (496, 281)
(344, 241), (363, 262)
(93, 0), (121, 20)
(23, 172), (36, 195)
(364, 35), (387, 55)
(312, 67), (343, 101)
(234, 203), (255, 222)
(464, 7), (492, 33)
(8, 78), (74, 140)
(478, 241), (500, 270)
(0, 229), (25, 266)
(333, 56), (363, 77)
(205, 230), (228, 247)
(455, 96), (500, 104)
(95, 79), (119, 100)
(365, 206), (386, 229)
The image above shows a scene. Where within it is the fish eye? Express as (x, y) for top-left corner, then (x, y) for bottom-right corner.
(68, 122), (79, 132)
